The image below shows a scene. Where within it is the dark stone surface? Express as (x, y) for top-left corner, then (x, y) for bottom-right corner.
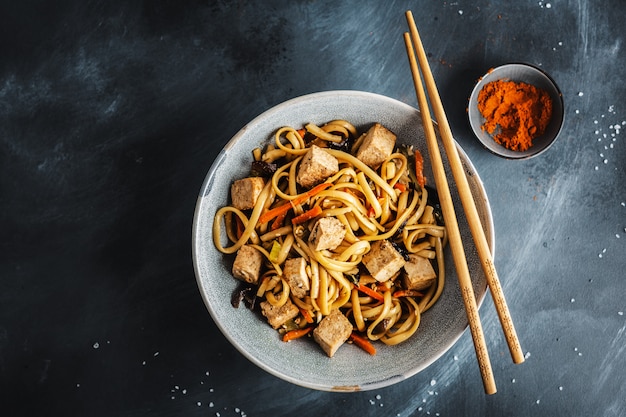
(1, 1), (624, 415)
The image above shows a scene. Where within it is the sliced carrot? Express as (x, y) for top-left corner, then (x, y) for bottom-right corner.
(299, 308), (314, 324)
(291, 205), (322, 225)
(414, 149), (426, 188)
(258, 182), (332, 224)
(349, 332), (377, 355)
(393, 182), (407, 192)
(282, 327), (313, 342)
(356, 284), (385, 302)
(270, 210), (287, 230)
(393, 289), (424, 298)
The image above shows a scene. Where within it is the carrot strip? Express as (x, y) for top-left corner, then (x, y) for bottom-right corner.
(299, 308), (314, 324)
(414, 149), (426, 188)
(270, 210), (287, 230)
(291, 205), (322, 225)
(393, 289), (424, 298)
(282, 327), (313, 342)
(393, 182), (407, 192)
(349, 332), (377, 355)
(258, 182), (332, 224)
(356, 284), (385, 302)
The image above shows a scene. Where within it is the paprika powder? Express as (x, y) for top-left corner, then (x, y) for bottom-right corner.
(477, 79), (553, 151)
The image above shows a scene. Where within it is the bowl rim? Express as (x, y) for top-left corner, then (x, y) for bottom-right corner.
(192, 90), (494, 391)
(468, 62), (565, 160)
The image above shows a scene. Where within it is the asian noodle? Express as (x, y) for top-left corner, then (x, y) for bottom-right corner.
(213, 120), (447, 353)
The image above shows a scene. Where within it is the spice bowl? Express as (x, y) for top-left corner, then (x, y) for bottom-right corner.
(468, 63), (564, 159)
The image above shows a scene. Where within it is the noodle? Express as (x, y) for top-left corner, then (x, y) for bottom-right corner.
(214, 120), (447, 355)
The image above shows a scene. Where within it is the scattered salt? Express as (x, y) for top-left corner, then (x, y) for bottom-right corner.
(618, 312), (624, 316)
(546, 3), (551, 8)
(197, 402), (202, 407)
(458, 10), (463, 15)
(430, 379), (437, 386)
(570, 298), (575, 303)
(153, 352), (159, 357)
(578, 92), (584, 97)
(559, 386), (564, 391)
(93, 342), (99, 349)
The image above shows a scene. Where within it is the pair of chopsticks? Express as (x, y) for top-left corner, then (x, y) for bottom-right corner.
(403, 11), (524, 395)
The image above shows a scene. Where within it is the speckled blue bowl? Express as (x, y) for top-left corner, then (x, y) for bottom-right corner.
(192, 90), (494, 392)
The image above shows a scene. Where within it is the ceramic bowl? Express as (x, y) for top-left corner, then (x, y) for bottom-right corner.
(192, 90), (494, 391)
(468, 63), (564, 159)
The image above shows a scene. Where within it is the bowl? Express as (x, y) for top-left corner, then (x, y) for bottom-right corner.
(468, 63), (564, 159)
(192, 90), (494, 391)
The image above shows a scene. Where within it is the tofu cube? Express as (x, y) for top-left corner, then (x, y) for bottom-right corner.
(260, 299), (300, 329)
(283, 257), (309, 298)
(309, 216), (346, 251)
(313, 309), (353, 357)
(232, 245), (264, 284)
(362, 239), (406, 282)
(403, 254), (437, 290)
(355, 123), (397, 169)
(231, 177), (265, 210)
(296, 145), (339, 189)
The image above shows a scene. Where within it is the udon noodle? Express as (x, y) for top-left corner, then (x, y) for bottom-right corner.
(213, 120), (446, 354)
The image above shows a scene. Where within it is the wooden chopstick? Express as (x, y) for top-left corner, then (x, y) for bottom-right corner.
(403, 32), (497, 395)
(404, 10), (525, 365)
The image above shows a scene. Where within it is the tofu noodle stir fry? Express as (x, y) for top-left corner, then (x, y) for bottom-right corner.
(213, 120), (447, 357)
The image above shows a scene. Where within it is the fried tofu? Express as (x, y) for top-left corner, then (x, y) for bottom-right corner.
(362, 239), (406, 282)
(232, 244), (264, 284)
(230, 177), (265, 210)
(296, 145), (339, 189)
(403, 254), (437, 290)
(309, 216), (346, 251)
(355, 123), (397, 169)
(260, 299), (300, 330)
(283, 257), (309, 298)
(313, 309), (353, 357)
